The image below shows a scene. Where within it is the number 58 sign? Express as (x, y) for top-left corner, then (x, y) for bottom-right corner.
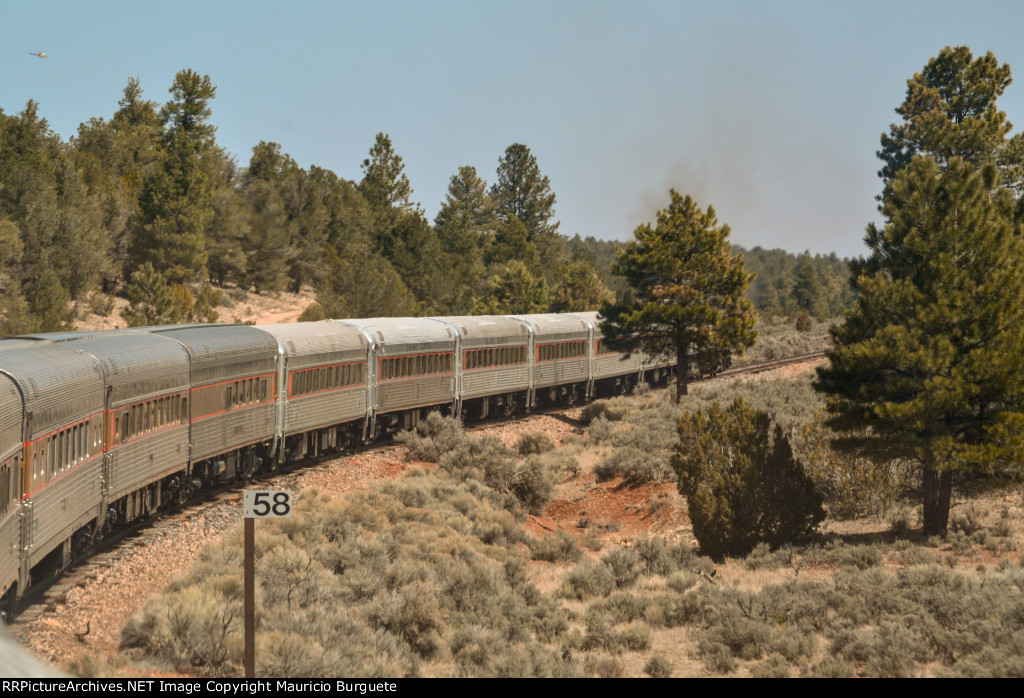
(243, 490), (293, 518)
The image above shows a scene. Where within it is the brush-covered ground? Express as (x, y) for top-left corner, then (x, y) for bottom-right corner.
(56, 328), (1024, 678)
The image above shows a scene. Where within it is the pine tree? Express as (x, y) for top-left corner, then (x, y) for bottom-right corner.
(434, 166), (495, 311)
(239, 141), (297, 293)
(358, 132), (418, 244)
(131, 70), (218, 285)
(600, 190), (757, 401)
(816, 157), (1024, 535)
(476, 260), (550, 315)
(491, 143), (559, 242)
(121, 262), (184, 327)
(817, 47), (1024, 536)
(878, 46), (1023, 187)
(550, 259), (613, 312)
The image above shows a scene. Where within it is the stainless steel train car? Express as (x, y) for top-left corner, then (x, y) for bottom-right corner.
(260, 322), (369, 460)
(0, 312), (679, 611)
(434, 315), (531, 419)
(514, 313), (592, 406)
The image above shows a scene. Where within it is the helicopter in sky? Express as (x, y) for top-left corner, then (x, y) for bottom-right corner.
(29, 52), (47, 58)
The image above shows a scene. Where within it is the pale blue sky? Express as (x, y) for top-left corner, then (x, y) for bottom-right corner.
(4, 0), (1024, 258)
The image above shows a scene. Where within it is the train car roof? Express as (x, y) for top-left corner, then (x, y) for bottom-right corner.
(509, 313), (591, 338)
(0, 343), (105, 432)
(63, 333), (191, 404)
(430, 315), (531, 340)
(258, 322), (368, 361)
(335, 317), (455, 351)
(154, 325), (279, 385)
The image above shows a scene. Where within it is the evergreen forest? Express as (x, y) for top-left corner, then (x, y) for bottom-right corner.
(0, 70), (854, 333)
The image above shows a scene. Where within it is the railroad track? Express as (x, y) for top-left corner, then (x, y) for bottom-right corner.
(718, 351), (827, 379)
(7, 349), (828, 629)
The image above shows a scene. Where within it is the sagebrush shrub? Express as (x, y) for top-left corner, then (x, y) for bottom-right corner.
(397, 411), (465, 462)
(558, 562), (615, 600)
(529, 531), (582, 562)
(516, 431), (556, 455)
(644, 655), (673, 678)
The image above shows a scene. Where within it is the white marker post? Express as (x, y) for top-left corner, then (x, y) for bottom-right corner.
(242, 490), (292, 678)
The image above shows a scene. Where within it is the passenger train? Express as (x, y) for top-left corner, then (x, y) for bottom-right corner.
(0, 311), (678, 610)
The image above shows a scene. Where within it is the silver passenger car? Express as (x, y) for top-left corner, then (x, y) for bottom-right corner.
(433, 315), (531, 419)
(0, 377), (22, 601)
(260, 322), (369, 459)
(340, 317), (456, 432)
(512, 313), (592, 406)
(571, 311), (643, 395)
(0, 343), (105, 591)
(67, 333), (192, 522)
(155, 326), (278, 477)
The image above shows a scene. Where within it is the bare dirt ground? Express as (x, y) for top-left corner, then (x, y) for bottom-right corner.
(75, 286), (316, 332)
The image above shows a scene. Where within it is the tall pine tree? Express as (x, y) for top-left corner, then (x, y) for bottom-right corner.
(817, 47), (1024, 535)
(600, 190), (756, 401)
